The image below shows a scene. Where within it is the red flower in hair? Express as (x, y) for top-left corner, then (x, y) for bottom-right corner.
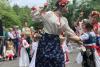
(31, 7), (36, 11)
(59, 0), (69, 6)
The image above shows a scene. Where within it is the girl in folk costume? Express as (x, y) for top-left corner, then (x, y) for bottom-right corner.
(70, 19), (97, 67)
(22, 22), (32, 62)
(60, 32), (69, 64)
(89, 11), (100, 54)
(5, 39), (15, 60)
(19, 33), (30, 67)
(31, 0), (80, 67)
(89, 11), (100, 67)
(22, 22), (32, 44)
(89, 11), (100, 46)
(29, 31), (40, 67)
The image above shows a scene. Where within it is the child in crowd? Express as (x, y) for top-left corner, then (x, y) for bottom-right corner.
(19, 33), (30, 67)
(70, 19), (96, 67)
(5, 40), (15, 60)
(29, 31), (40, 67)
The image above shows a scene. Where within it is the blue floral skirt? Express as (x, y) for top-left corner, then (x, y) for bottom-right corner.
(35, 33), (65, 67)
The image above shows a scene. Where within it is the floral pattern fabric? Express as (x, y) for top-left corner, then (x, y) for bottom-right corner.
(35, 33), (65, 67)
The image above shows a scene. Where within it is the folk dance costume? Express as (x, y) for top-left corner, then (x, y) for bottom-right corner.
(89, 11), (100, 47)
(93, 22), (100, 54)
(89, 11), (100, 67)
(5, 41), (15, 60)
(80, 31), (96, 67)
(19, 38), (30, 67)
(22, 26), (32, 62)
(29, 41), (38, 67)
(94, 22), (100, 57)
(31, 0), (77, 67)
(91, 11), (100, 67)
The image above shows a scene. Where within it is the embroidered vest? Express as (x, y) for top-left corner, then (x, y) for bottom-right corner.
(83, 33), (96, 44)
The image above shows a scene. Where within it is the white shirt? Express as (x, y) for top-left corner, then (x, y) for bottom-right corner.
(22, 39), (29, 48)
(17, 30), (21, 38)
(29, 42), (38, 67)
(80, 31), (96, 46)
(8, 32), (14, 39)
(32, 11), (76, 38)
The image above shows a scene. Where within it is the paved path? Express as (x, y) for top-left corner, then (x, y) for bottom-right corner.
(0, 48), (82, 67)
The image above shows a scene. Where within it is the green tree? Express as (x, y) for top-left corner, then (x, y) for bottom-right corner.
(0, 0), (21, 27)
(13, 5), (32, 27)
(89, 0), (100, 11)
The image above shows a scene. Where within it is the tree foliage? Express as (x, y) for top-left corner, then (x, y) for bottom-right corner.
(47, 0), (100, 28)
(0, 0), (100, 28)
(0, 0), (32, 28)
(13, 5), (32, 26)
(0, 0), (21, 27)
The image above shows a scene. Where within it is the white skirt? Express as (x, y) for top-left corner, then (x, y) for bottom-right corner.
(29, 42), (38, 67)
(19, 47), (29, 67)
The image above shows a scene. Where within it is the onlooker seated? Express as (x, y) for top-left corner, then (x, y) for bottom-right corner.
(5, 40), (15, 60)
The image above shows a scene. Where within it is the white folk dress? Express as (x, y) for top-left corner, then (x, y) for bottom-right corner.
(29, 41), (38, 67)
(19, 39), (30, 67)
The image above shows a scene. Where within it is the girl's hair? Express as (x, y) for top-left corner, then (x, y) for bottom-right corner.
(83, 19), (93, 31)
(21, 33), (25, 38)
(32, 32), (39, 42)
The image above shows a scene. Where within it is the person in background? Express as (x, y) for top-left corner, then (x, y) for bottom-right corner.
(5, 39), (15, 60)
(16, 26), (21, 38)
(70, 19), (96, 67)
(22, 22), (32, 62)
(19, 33), (30, 67)
(8, 28), (14, 40)
(12, 26), (20, 57)
(29, 31), (40, 67)
(89, 11), (100, 46)
(89, 11), (100, 60)
(22, 22), (32, 44)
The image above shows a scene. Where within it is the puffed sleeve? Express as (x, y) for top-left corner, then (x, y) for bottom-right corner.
(31, 9), (52, 22)
(63, 17), (76, 38)
(80, 33), (89, 41)
(22, 40), (29, 48)
(31, 10), (42, 21)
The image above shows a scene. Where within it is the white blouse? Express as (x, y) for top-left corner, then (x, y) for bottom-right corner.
(32, 10), (76, 38)
(80, 31), (96, 46)
(8, 32), (14, 39)
(22, 39), (29, 48)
